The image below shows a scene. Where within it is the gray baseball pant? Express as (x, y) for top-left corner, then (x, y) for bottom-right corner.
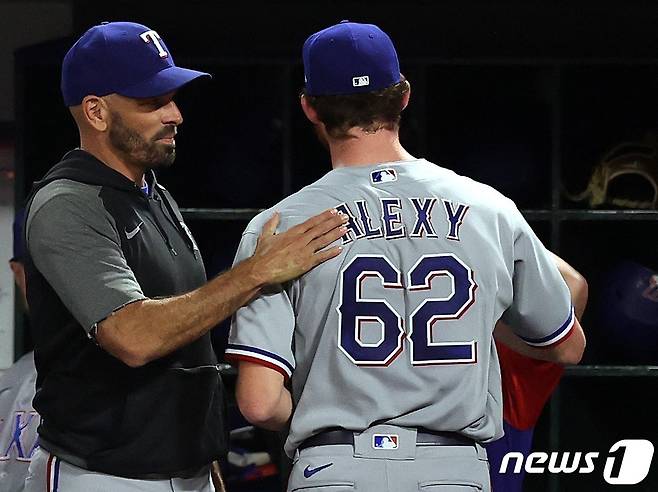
(23, 447), (215, 492)
(287, 425), (490, 492)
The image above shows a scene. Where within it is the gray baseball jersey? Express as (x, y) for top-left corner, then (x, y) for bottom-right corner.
(226, 159), (574, 457)
(0, 351), (39, 492)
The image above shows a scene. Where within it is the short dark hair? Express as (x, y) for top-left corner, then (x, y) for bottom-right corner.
(303, 79), (410, 139)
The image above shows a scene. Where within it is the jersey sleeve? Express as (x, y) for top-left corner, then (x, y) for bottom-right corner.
(225, 230), (296, 379)
(500, 208), (575, 347)
(26, 188), (146, 333)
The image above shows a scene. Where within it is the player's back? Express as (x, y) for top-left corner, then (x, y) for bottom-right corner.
(229, 158), (570, 456)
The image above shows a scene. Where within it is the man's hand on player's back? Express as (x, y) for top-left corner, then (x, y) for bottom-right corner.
(250, 209), (348, 285)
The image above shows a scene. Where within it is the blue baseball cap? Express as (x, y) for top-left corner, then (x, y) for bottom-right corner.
(61, 21), (210, 106)
(303, 20), (401, 96)
(11, 208), (25, 263)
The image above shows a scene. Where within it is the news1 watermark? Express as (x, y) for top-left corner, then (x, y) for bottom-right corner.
(500, 440), (654, 485)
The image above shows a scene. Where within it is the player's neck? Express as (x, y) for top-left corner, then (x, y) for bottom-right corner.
(328, 129), (415, 169)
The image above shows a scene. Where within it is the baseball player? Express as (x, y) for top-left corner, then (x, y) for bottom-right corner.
(226, 21), (586, 492)
(0, 210), (39, 492)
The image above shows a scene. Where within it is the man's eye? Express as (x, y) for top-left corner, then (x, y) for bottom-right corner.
(139, 94), (174, 109)
(141, 98), (163, 109)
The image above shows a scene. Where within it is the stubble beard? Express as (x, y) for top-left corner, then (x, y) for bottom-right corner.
(109, 111), (177, 170)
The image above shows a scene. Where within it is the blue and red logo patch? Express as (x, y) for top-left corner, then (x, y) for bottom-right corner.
(371, 169), (398, 184)
(373, 434), (399, 449)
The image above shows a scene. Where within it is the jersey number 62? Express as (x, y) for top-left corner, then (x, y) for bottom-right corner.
(337, 254), (477, 366)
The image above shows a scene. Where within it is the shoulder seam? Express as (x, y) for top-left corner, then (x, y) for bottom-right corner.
(27, 184), (115, 250)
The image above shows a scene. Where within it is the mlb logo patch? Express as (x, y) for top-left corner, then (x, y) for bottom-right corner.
(371, 169), (398, 184)
(353, 75), (370, 87)
(373, 434), (399, 450)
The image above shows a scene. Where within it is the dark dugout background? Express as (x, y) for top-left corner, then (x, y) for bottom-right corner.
(14, 1), (658, 490)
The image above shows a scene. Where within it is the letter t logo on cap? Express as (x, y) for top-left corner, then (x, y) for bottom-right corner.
(140, 30), (168, 58)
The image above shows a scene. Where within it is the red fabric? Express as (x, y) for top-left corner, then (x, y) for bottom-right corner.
(497, 342), (564, 430)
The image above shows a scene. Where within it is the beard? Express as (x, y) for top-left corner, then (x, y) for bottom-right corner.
(109, 111), (177, 169)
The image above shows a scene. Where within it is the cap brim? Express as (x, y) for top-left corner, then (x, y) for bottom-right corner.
(117, 66), (211, 99)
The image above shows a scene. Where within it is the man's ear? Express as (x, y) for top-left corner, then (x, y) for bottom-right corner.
(300, 94), (321, 125)
(81, 95), (109, 132)
(401, 80), (411, 112)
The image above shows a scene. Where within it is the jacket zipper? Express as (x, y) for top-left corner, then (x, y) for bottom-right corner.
(137, 188), (178, 256)
(157, 189), (199, 259)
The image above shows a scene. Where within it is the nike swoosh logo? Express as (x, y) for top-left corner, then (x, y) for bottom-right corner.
(125, 221), (144, 240)
(303, 462), (333, 478)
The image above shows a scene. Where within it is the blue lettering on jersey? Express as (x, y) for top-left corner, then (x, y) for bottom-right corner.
(355, 200), (383, 239)
(337, 254), (477, 367)
(407, 254), (477, 364)
(337, 255), (405, 366)
(410, 198), (439, 238)
(0, 411), (40, 461)
(336, 197), (470, 245)
(442, 199), (469, 241)
(336, 203), (365, 244)
(380, 199), (406, 239)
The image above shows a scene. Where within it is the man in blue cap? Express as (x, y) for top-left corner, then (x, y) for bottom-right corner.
(22, 21), (347, 491)
(0, 210), (39, 492)
(227, 21), (585, 491)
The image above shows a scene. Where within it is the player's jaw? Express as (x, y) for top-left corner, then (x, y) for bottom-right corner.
(108, 110), (177, 170)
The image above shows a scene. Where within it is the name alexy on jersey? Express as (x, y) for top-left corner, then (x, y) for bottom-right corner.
(336, 197), (469, 244)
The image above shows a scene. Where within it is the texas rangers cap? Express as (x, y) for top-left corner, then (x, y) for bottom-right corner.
(61, 21), (210, 106)
(303, 20), (401, 96)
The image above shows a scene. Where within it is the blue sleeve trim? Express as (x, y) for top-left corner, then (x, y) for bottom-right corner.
(520, 306), (575, 347)
(225, 344), (294, 373)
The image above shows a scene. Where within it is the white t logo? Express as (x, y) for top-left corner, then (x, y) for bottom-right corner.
(140, 30), (168, 58)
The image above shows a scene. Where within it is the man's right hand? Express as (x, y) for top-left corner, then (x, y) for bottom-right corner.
(98, 209), (347, 367)
(248, 209), (348, 285)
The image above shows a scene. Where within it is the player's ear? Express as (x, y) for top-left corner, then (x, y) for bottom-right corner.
(401, 79), (411, 112)
(300, 94), (322, 125)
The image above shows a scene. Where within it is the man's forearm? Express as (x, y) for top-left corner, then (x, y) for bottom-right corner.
(98, 257), (263, 367)
(549, 252), (588, 318)
(98, 208), (347, 367)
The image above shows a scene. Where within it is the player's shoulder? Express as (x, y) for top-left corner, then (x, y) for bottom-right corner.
(242, 176), (338, 235)
(422, 160), (518, 213)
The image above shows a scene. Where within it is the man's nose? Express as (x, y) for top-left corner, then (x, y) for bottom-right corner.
(163, 100), (183, 126)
